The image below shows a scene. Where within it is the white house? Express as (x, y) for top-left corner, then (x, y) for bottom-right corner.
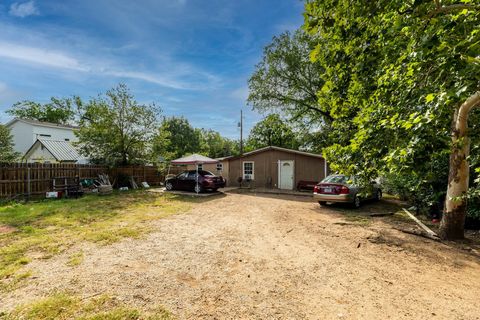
(5, 118), (86, 163)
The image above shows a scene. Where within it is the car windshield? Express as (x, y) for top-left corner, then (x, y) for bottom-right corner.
(322, 175), (351, 184)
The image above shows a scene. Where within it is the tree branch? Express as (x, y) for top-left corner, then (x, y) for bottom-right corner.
(428, 3), (480, 19)
(437, 3), (480, 14)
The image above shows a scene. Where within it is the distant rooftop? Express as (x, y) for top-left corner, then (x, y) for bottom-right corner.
(5, 118), (79, 130)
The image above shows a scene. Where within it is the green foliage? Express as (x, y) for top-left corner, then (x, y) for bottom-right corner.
(467, 199), (480, 222)
(196, 128), (238, 159)
(76, 84), (160, 166)
(153, 117), (237, 161)
(153, 116), (200, 161)
(7, 97), (78, 125)
(303, 0), (480, 208)
(0, 125), (19, 162)
(246, 114), (299, 151)
(248, 30), (331, 124)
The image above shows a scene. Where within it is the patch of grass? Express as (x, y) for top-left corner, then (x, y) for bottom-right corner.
(382, 193), (399, 200)
(1, 293), (174, 320)
(0, 191), (189, 291)
(344, 213), (371, 226)
(67, 251), (84, 267)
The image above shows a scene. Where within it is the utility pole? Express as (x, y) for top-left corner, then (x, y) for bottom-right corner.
(239, 109), (243, 155)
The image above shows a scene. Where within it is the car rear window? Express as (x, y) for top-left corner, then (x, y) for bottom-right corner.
(199, 170), (215, 177)
(322, 175), (350, 184)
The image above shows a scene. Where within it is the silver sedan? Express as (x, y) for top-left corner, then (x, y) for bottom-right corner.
(313, 174), (382, 208)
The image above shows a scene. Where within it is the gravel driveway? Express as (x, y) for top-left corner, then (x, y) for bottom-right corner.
(2, 192), (479, 319)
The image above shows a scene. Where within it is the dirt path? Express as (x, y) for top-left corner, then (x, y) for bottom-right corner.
(2, 193), (480, 319)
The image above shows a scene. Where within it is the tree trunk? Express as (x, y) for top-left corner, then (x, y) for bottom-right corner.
(439, 92), (480, 240)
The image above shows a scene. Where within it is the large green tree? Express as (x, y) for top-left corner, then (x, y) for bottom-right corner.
(197, 128), (238, 159)
(246, 114), (299, 151)
(248, 30), (331, 125)
(153, 117), (200, 161)
(76, 84), (160, 165)
(0, 125), (19, 162)
(7, 97), (78, 125)
(304, 0), (480, 239)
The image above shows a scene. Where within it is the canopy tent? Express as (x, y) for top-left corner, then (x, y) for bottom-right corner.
(170, 154), (218, 165)
(168, 154), (218, 193)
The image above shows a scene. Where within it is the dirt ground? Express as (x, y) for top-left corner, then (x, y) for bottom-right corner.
(2, 192), (480, 319)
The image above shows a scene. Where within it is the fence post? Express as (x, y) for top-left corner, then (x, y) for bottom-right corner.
(27, 166), (31, 201)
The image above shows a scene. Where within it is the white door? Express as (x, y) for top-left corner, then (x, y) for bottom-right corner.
(278, 160), (294, 190)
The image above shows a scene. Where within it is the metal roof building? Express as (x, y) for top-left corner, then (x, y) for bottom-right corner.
(23, 139), (85, 163)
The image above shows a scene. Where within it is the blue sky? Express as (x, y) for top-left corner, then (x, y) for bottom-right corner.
(0, 0), (304, 138)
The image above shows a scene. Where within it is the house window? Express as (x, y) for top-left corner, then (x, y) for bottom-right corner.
(243, 161), (254, 180)
(39, 134), (51, 138)
(65, 138), (70, 141)
(197, 164), (203, 170)
(216, 163), (223, 171)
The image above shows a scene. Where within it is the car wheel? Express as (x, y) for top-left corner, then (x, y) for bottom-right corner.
(194, 184), (202, 193)
(318, 201), (327, 206)
(166, 181), (173, 191)
(375, 189), (382, 201)
(352, 195), (361, 208)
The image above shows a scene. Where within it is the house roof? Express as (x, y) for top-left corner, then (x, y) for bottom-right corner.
(171, 153), (218, 165)
(25, 139), (82, 162)
(5, 118), (79, 130)
(222, 146), (324, 161)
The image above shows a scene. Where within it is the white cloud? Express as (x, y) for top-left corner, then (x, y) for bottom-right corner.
(0, 41), (219, 90)
(0, 42), (86, 71)
(106, 71), (186, 90)
(9, 1), (39, 18)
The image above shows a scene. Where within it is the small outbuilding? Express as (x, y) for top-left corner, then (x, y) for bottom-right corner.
(23, 138), (86, 164)
(224, 146), (329, 190)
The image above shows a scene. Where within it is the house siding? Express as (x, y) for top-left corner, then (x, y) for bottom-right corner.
(227, 149), (328, 189)
(7, 120), (78, 155)
(186, 161), (230, 180)
(8, 120), (34, 155)
(25, 142), (58, 163)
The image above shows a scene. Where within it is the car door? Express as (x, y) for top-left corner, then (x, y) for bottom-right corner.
(175, 172), (188, 190)
(186, 171), (197, 191)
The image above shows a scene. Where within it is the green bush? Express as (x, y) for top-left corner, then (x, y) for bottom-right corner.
(380, 172), (446, 214)
(467, 198), (480, 225)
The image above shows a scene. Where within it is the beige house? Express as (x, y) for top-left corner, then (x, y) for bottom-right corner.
(224, 146), (328, 190)
(184, 146), (328, 190)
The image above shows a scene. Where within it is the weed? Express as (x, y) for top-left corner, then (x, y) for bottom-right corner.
(67, 251), (84, 267)
(344, 213), (371, 226)
(2, 293), (175, 320)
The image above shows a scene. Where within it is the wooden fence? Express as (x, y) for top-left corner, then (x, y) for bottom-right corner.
(0, 163), (164, 199)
